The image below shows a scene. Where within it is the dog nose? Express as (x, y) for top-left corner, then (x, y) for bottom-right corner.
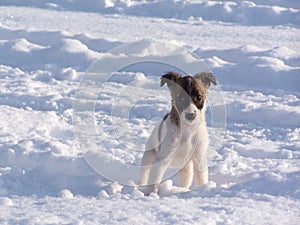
(185, 112), (196, 121)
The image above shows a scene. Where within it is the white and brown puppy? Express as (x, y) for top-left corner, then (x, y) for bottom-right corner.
(139, 71), (216, 195)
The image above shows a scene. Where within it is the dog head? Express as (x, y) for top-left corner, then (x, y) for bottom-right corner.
(161, 72), (216, 125)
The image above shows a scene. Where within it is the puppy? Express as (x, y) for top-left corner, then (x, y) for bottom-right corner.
(139, 72), (216, 195)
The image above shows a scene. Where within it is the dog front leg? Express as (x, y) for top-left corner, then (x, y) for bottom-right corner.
(139, 149), (157, 186)
(193, 144), (209, 186)
(143, 157), (171, 195)
(179, 159), (194, 189)
(193, 168), (208, 186)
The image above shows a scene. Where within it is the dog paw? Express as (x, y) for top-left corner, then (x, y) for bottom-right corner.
(189, 181), (216, 193)
(158, 180), (173, 196)
(149, 192), (160, 199)
(200, 181), (217, 192)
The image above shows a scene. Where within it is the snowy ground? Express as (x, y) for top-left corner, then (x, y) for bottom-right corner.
(0, 1), (300, 224)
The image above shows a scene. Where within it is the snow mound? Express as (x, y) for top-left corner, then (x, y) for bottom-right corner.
(195, 45), (300, 93)
(58, 189), (74, 199)
(0, 197), (13, 206)
(98, 190), (110, 199)
(1, 0), (299, 26)
(0, 27), (119, 72)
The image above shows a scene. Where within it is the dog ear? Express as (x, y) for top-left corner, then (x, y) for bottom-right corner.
(161, 72), (182, 87)
(194, 72), (217, 89)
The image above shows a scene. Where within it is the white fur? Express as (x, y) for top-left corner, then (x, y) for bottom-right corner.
(139, 100), (209, 195)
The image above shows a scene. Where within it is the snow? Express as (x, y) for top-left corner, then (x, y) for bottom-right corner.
(58, 189), (74, 199)
(1, 0), (299, 26)
(0, 0), (300, 224)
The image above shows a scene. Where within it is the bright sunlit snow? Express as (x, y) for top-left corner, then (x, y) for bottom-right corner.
(0, 0), (299, 224)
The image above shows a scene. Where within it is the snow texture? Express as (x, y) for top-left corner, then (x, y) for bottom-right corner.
(0, 0), (299, 224)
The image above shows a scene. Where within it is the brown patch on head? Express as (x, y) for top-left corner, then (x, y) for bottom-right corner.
(193, 72), (217, 90)
(161, 72), (182, 87)
(175, 76), (206, 111)
(161, 72), (209, 126)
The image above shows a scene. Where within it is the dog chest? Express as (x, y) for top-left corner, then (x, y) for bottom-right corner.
(161, 120), (207, 168)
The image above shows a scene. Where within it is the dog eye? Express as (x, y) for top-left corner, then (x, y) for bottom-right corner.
(196, 95), (202, 101)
